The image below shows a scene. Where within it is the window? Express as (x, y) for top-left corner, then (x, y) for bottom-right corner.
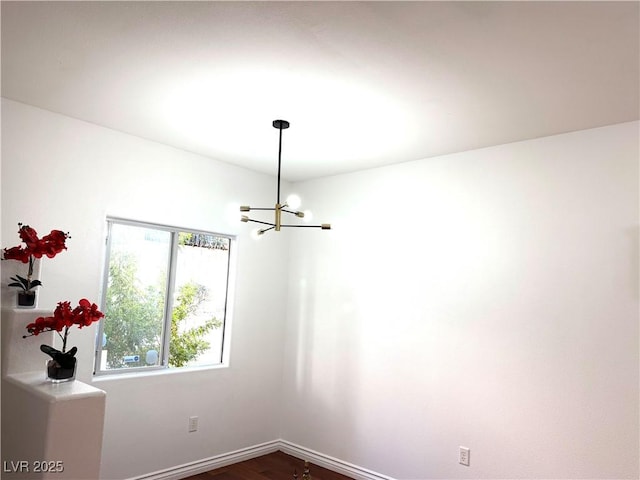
(94, 218), (234, 375)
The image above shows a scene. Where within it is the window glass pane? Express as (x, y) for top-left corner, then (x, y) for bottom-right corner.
(100, 223), (170, 370)
(170, 233), (230, 367)
(96, 220), (233, 375)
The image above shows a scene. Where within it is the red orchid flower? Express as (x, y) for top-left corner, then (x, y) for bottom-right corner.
(24, 299), (105, 353)
(2, 223), (70, 293)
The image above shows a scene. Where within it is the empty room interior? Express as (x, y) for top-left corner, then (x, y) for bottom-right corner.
(1, 2), (638, 480)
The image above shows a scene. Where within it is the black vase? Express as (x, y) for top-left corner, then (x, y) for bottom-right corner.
(17, 291), (36, 308)
(41, 345), (77, 382)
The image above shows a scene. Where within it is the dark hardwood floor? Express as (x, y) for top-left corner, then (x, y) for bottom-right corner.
(184, 451), (354, 480)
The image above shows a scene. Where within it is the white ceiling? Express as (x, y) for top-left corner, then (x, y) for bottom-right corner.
(2, 1), (638, 181)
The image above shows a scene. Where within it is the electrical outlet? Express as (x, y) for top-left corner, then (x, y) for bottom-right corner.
(459, 446), (470, 466)
(188, 416), (198, 432)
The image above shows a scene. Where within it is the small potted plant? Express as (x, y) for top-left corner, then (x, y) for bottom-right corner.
(24, 299), (104, 381)
(2, 223), (69, 307)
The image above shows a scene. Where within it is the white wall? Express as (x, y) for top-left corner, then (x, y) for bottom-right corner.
(282, 122), (639, 479)
(3, 98), (638, 479)
(1, 99), (291, 479)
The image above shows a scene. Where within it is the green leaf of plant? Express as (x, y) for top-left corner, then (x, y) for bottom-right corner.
(9, 275), (30, 289)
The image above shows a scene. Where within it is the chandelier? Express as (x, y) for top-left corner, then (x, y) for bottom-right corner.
(240, 119), (331, 235)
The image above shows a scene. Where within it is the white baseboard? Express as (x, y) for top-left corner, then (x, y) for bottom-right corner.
(279, 440), (395, 480)
(128, 439), (394, 480)
(129, 440), (280, 480)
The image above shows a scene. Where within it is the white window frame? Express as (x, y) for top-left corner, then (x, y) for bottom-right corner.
(94, 217), (236, 376)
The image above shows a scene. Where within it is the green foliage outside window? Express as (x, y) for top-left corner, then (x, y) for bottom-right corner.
(169, 282), (222, 367)
(178, 232), (229, 250)
(104, 252), (220, 369)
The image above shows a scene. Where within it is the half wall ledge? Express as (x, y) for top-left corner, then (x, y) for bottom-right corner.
(1, 372), (106, 480)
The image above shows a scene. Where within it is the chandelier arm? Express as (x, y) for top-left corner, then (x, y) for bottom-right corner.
(279, 224), (329, 229)
(245, 218), (276, 227)
(246, 207), (276, 211)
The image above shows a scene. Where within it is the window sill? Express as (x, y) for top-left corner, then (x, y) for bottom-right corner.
(92, 362), (229, 383)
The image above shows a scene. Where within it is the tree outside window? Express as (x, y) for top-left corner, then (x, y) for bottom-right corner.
(95, 220), (233, 375)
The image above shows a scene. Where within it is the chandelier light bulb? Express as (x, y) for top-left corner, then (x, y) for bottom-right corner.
(286, 194), (302, 210)
(303, 210), (313, 222)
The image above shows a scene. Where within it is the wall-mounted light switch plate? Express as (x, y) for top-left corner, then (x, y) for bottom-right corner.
(188, 416), (198, 432)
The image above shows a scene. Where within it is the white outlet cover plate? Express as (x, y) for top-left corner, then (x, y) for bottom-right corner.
(459, 446), (470, 466)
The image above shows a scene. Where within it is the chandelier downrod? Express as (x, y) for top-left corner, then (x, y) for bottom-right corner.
(274, 119), (289, 205)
